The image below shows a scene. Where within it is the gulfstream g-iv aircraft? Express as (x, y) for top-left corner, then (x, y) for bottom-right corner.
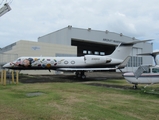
(123, 51), (159, 89)
(3, 40), (151, 79)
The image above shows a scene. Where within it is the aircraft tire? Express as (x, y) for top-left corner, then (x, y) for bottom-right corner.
(133, 84), (137, 89)
(78, 74), (81, 78)
(75, 72), (81, 78)
(81, 75), (86, 79)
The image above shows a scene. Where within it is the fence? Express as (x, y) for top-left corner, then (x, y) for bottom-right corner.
(0, 53), (18, 69)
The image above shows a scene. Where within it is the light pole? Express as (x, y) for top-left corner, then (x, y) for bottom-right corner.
(0, 3), (11, 17)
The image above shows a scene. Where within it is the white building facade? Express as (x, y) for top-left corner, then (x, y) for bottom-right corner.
(38, 26), (153, 72)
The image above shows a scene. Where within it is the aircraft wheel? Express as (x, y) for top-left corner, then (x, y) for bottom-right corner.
(78, 74), (81, 78)
(81, 75), (86, 79)
(76, 72), (81, 78)
(133, 84), (137, 89)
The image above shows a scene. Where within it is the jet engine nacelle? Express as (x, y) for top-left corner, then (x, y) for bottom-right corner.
(84, 55), (111, 65)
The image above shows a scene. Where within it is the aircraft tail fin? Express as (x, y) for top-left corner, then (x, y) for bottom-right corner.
(137, 50), (159, 65)
(109, 39), (152, 61)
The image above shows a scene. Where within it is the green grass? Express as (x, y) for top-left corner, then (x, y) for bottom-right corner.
(0, 79), (159, 120)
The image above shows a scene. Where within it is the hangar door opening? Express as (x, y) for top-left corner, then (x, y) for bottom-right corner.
(71, 39), (115, 56)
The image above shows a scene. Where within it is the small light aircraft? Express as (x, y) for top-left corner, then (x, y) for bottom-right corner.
(3, 40), (151, 79)
(123, 51), (159, 89)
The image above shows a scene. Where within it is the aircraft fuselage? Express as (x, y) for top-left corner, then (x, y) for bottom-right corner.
(123, 72), (159, 84)
(3, 55), (122, 70)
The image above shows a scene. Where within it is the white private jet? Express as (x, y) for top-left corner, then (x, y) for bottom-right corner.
(3, 40), (151, 79)
(123, 51), (159, 89)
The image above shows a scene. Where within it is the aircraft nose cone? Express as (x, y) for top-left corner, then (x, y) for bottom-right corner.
(3, 63), (11, 68)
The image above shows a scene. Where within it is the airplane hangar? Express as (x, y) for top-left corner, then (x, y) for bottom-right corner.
(0, 26), (153, 74)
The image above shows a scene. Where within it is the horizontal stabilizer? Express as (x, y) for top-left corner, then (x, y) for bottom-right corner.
(137, 51), (159, 56)
(117, 56), (131, 69)
(121, 39), (152, 46)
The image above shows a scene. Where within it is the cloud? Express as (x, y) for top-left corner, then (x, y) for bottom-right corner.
(0, 0), (159, 49)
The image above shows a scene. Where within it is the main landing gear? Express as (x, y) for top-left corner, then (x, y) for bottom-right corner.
(75, 71), (86, 79)
(133, 84), (138, 89)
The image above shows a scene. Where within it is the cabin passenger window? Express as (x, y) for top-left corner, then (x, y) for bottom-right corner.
(152, 68), (159, 73)
(100, 52), (105, 56)
(94, 51), (99, 55)
(88, 51), (92, 54)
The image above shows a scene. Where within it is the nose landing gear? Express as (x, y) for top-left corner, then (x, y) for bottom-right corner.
(133, 84), (138, 89)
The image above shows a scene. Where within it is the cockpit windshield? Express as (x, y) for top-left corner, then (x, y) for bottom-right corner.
(12, 57), (30, 67)
(17, 58), (21, 61)
(143, 68), (150, 73)
(13, 58), (21, 63)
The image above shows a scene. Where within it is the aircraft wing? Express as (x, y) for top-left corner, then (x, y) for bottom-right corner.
(57, 67), (116, 71)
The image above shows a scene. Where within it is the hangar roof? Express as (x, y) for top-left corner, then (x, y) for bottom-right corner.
(38, 26), (139, 46)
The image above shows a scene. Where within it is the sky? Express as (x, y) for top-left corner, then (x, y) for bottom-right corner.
(0, 0), (159, 51)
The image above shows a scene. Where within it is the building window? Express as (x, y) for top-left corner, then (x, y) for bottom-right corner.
(94, 51), (99, 55)
(127, 56), (143, 67)
(83, 50), (87, 54)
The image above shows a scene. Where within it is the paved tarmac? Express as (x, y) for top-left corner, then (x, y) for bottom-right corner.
(17, 72), (124, 83)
